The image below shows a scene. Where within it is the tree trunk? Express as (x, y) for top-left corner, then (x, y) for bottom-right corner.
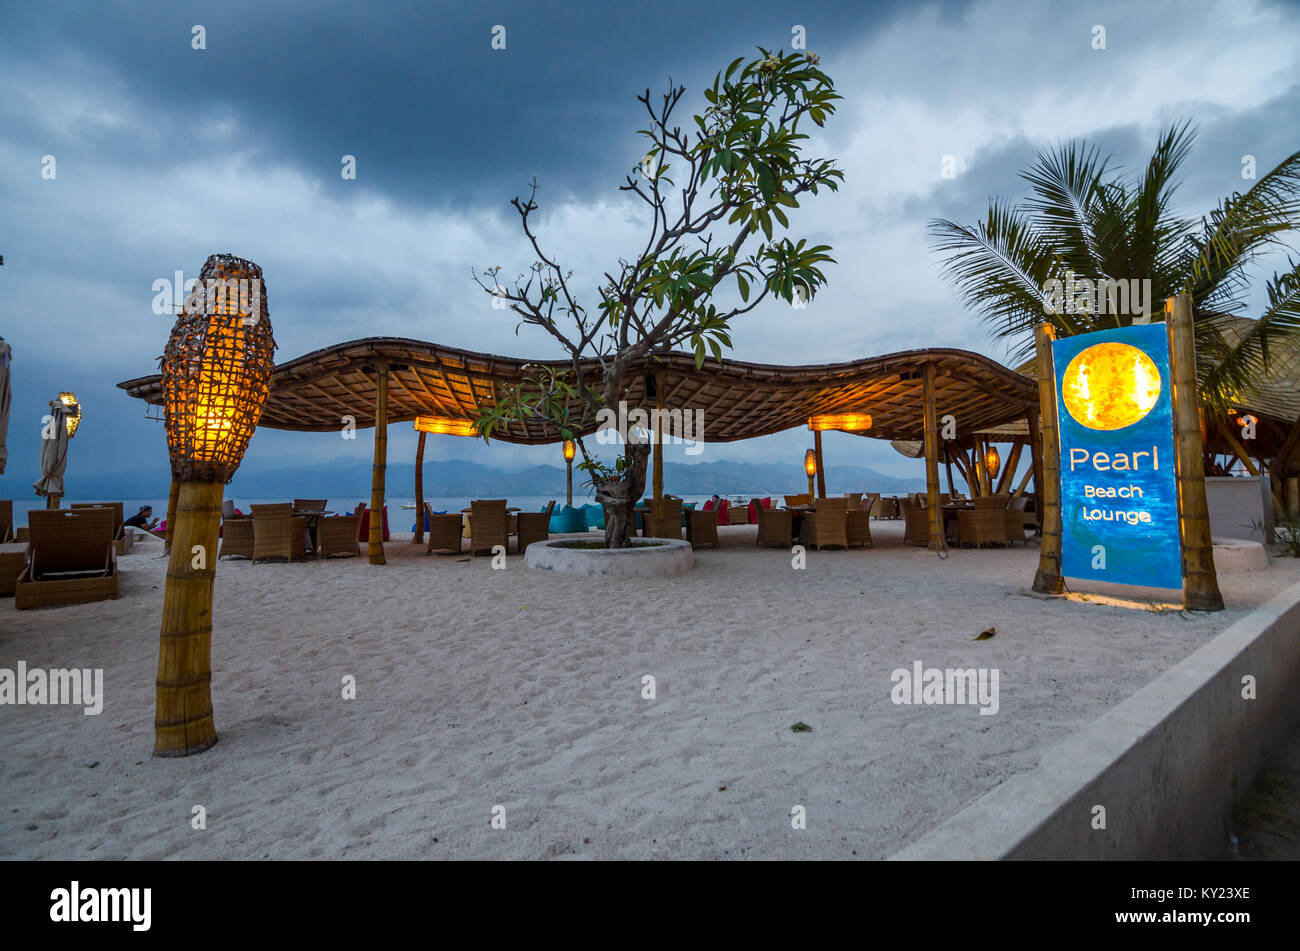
(594, 442), (651, 548)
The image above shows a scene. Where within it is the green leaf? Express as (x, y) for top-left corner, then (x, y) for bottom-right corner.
(737, 272), (750, 302)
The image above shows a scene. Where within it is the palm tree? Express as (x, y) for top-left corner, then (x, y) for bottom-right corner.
(928, 122), (1300, 409)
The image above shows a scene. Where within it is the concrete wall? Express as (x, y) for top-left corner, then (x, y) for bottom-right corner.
(1206, 475), (1268, 541)
(891, 580), (1300, 860)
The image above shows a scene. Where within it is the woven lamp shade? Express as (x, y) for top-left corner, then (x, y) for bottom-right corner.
(162, 254), (276, 483)
(58, 392), (82, 437)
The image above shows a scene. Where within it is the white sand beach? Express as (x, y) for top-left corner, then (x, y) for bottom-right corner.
(3, 523), (1298, 860)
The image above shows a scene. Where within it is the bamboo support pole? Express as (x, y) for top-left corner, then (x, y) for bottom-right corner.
(971, 440), (987, 498)
(652, 369), (665, 502)
(369, 364), (389, 565)
(1287, 476), (1299, 516)
(164, 477), (180, 549)
(944, 449), (957, 496)
(923, 364), (947, 553)
(412, 431), (426, 544)
(46, 494), (60, 510)
(1026, 412), (1044, 518)
(154, 480), (222, 757)
(1219, 422), (1260, 477)
(566, 458), (574, 507)
(814, 428), (826, 499)
(1032, 324), (1064, 594)
(1167, 295), (1224, 611)
(995, 440), (1023, 495)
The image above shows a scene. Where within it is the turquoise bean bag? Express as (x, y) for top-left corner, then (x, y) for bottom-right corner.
(549, 504), (587, 533)
(583, 503), (605, 530)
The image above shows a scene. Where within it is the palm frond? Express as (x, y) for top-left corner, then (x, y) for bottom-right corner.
(1197, 258), (1300, 406)
(1020, 139), (1109, 276)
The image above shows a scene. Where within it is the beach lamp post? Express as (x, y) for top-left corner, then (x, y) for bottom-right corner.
(562, 438), (576, 507)
(154, 254), (274, 757)
(803, 448), (817, 497)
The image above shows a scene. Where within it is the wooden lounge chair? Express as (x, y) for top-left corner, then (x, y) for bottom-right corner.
(515, 501), (555, 553)
(15, 508), (118, 609)
(71, 502), (126, 554)
(846, 507), (873, 548)
(0, 499), (13, 543)
(686, 507), (720, 549)
(469, 499), (509, 555)
(219, 514), (254, 560)
(805, 498), (848, 550)
(901, 498), (930, 546)
(423, 503), (463, 555)
(783, 494), (812, 507)
(317, 515), (360, 557)
(755, 505), (793, 548)
(251, 503), (308, 563)
(642, 498), (683, 539)
(957, 496), (1010, 548)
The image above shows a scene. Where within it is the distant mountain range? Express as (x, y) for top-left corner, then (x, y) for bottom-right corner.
(69, 458), (925, 501)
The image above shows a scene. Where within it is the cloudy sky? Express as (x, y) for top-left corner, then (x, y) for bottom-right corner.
(2, 0), (1297, 499)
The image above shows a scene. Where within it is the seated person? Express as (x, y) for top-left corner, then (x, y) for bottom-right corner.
(123, 504), (161, 534)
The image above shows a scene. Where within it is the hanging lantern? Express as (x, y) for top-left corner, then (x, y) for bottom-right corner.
(414, 415), (477, 437)
(808, 413), (872, 432)
(58, 392), (82, 438)
(162, 254), (276, 483)
(985, 445), (1001, 480)
(562, 438), (576, 462)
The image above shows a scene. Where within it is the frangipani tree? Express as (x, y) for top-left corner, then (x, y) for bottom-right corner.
(474, 49), (843, 546)
(928, 122), (1300, 408)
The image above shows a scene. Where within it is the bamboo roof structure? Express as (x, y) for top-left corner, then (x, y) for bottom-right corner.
(118, 337), (1038, 444)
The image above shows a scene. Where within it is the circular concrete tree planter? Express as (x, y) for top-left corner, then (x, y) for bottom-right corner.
(524, 538), (694, 577)
(1211, 537), (1269, 574)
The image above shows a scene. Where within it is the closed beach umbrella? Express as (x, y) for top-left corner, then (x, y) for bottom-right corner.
(33, 399), (70, 503)
(0, 337), (10, 474)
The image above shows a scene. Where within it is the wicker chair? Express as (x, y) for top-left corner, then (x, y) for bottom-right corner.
(865, 492), (883, 518)
(469, 499), (509, 555)
(423, 503), (464, 555)
(957, 496), (1011, 548)
(686, 507), (720, 549)
(515, 501), (555, 554)
(755, 505), (793, 548)
(846, 508), (873, 548)
(805, 498), (848, 550)
(293, 498), (328, 512)
(643, 498), (683, 539)
(0, 499), (14, 543)
(901, 498), (930, 546)
(251, 503), (308, 563)
(316, 515), (359, 557)
(843, 492), (863, 511)
(15, 508), (118, 609)
(71, 502), (126, 553)
(219, 516), (254, 559)
(783, 494), (812, 507)
(1004, 495), (1031, 545)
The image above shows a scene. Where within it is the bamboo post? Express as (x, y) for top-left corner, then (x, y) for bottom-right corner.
(368, 364), (389, 565)
(1026, 412), (1044, 524)
(653, 373), (664, 503)
(154, 480), (222, 756)
(1166, 294), (1224, 611)
(923, 363), (947, 552)
(813, 428), (827, 499)
(164, 477), (180, 549)
(944, 449), (957, 497)
(995, 440), (1023, 495)
(46, 494), (60, 509)
(412, 431), (426, 544)
(1032, 323), (1064, 594)
(1287, 476), (1299, 516)
(971, 441), (986, 498)
(566, 456), (573, 507)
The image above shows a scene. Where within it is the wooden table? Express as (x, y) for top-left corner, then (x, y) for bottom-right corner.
(293, 510), (334, 553)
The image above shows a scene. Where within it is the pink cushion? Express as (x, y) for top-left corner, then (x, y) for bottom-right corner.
(702, 499), (715, 511)
(747, 497), (772, 522)
(716, 500), (730, 523)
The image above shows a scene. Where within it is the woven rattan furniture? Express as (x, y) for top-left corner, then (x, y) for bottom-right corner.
(805, 498), (849, 550)
(755, 505), (793, 548)
(642, 498), (683, 539)
(0, 500), (13, 543)
(515, 501), (555, 554)
(219, 516), (254, 559)
(686, 507), (720, 549)
(1004, 495), (1031, 545)
(783, 494), (812, 507)
(865, 492), (883, 517)
(15, 508), (118, 609)
(251, 503), (308, 563)
(423, 503), (463, 555)
(293, 498), (328, 512)
(0, 542), (27, 596)
(843, 492), (863, 510)
(470, 499), (509, 555)
(846, 508), (873, 548)
(957, 496), (1011, 548)
(71, 502), (126, 554)
(317, 515), (360, 557)
(901, 498), (930, 546)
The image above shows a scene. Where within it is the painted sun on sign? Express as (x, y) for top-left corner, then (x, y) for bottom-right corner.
(1060, 342), (1161, 431)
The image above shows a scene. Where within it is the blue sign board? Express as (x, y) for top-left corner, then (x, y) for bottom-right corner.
(1052, 323), (1182, 590)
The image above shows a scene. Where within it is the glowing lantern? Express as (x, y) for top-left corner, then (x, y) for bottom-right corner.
(562, 438), (576, 462)
(1060, 342), (1161, 432)
(803, 448), (817, 496)
(984, 445), (1001, 480)
(58, 392), (82, 438)
(808, 413), (872, 432)
(562, 438), (577, 506)
(414, 416), (477, 437)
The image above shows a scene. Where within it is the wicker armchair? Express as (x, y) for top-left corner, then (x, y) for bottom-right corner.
(957, 496), (1011, 548)
(865, 492), (883, 518)
(251, 503), (308, 563)
(469, 499), (509, 555)
(515, 501), (555, 554)
(422, 503), (464, 555)
(15, 508), (118, 609)
(805, 498), (848, 550)
(643, 498), (683, 539)
(293, 498), (328, 512)
(843, 492), (863, 511)
(783, 494), (812, 507)
(846, 508), (873, 548)
(219, 516), (254, 559)
(686, 507), (720, 549)
(1004, 495), (1031, 545)
(755, 505), (793, 548)
(901, 498), (930, 546)
(0, 499), (12, 543)
(317, 515), (359, 557)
